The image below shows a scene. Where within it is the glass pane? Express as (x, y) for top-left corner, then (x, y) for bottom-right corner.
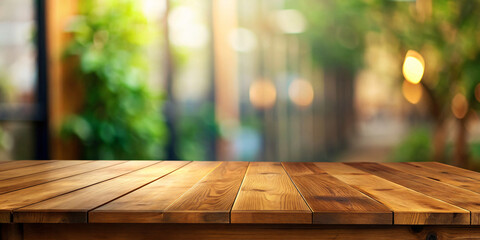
(0, 0), (37, 105)
(0, 122), (35, 160)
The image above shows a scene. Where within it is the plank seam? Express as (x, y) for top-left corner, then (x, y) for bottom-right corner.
(0, 161), (91, 182)
(10, 161), (163, 220)
(162, 161), (223, 214)
(0, 161), (126, 196)
(280, 163), (314, 224)
(314, 163), (397, 225)
(85, 161), (193, 223)
(0, 160), (56, 173)
(345, 163), (472, 225)
(229, 161), (250, 224)
(427, 162), (480, 181)
(402, 162), (480, 193)
(374, 163), (476, 225)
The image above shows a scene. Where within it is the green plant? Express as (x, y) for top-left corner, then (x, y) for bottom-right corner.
(291, 0), (375, 71)
(391, 127), (432, 163)
(377, 0), (480, 166)
(62, 0), (167, 160)
(177, 103), (218, 161)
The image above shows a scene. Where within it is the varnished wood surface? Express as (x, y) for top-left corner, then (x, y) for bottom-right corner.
(90, 161), (220, 223)
(13, 161), (188, 223)
(0, 161), (87, 181)
(316, 163), (470, 225)
(349, 162), (480, 224)
(282, 162), (392, 224)
(231, 162), (311, 224)
(0, 161), (124, 195)
(0, 161), (478, 225)
(163, 162), (248, 223)
(0, 161), (54, 172)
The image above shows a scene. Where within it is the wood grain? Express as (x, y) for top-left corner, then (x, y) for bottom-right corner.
(89, 161), (221, 223)
(0, 161), (87, 181)
(13, 161), (189, 223)
(1, 223), (22, 240)
(0, 161), (478, 227)
(415, 162), (480, 182)
(282, 162), (391, 224)
(0, 161), (54, 172)
(349, 162), (480, 225)
(0, 161), (157, 223)
(0, 161), (124, 195)
(231, 162), (311, 224)
(19, 223), (480, 240)
(316, 162), (470, 225)
(163, 161), (248, 223)
(383, 162), (480, 194)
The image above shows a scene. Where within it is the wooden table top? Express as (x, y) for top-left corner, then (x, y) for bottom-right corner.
(0, 160), (479, 225)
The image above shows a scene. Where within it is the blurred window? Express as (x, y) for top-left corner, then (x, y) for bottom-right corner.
(0, 0), (47, 160)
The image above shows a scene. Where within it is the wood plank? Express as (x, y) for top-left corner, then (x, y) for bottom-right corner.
(89, 161), (221, 223)
(0, 161), (124, 195)
(162, 161), (249, 223)
(282, 162), (391, 224)
(231, 162), (311, 224)
(21, 223), (480, 240)
(0, 161), (158, 223)
(0, 161), (88, 181)
(0, 161), (55, 172)
(415, 162), (480, 182)
(13, 161), (189, 223)
(383, 162), (480, 194)
(316, 163), (469, 225)
(349, 162), (480, 225)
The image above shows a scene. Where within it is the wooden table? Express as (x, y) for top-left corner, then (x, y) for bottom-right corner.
(1, 160), (480, 239)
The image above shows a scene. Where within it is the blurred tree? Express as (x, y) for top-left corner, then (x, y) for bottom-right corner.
(61, 0), (167, 160)
(166, 0), (218, 161)
(290, 0), (376, 154)
(377, 0), (480, 167)
(294, 0), (480, 167)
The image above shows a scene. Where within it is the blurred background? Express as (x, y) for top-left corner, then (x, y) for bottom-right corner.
(2, 0), (480, 170)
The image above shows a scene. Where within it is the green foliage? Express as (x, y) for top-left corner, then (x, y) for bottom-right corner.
(391, 127), (432, 162)
(61, 0), (167, 160)
(177, 103), (218, 161)
(378, 0), (480, 107)
(290, 0), (376, 71)
(469, 142), (480, 159)
(0, 73), (13, 103)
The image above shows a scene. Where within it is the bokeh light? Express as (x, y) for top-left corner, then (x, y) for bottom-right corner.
(452, 93), (469, 119)
(249, 79), (277, 109)
(272, 9), (307, 34)
(229, 28), (257, 52)
(402, 80), (422, 104)
(168, 6), (209, 48)
(288, 79), (314, 107)
(141, 0), (166, 20)
(402, 50), (425, 84)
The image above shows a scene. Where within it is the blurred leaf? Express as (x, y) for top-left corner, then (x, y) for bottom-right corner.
(61, 0), (167, 160)
(391, 127), (432, 162)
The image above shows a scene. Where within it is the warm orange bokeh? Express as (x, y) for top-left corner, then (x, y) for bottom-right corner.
(402, 80), (422, 104)
(249, 79), (277, 109)
(402, 50), (425, 84)
(289, 79), (314, 107)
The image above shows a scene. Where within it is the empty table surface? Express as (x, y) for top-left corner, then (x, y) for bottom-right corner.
(0, 160), (479, 225)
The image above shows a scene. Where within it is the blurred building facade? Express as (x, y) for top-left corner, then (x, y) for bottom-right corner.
(2, 0), (480, 169)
